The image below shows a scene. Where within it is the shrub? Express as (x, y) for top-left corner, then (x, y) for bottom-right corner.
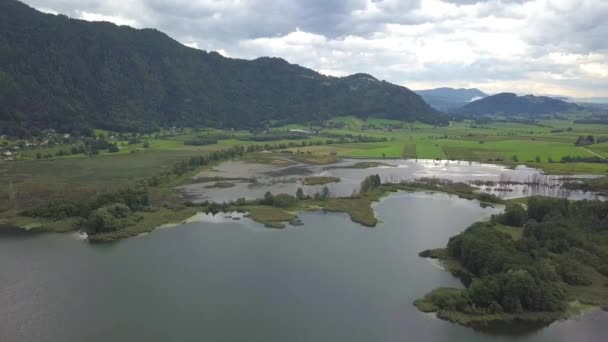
(499, 204), (527, 227)
(272, 194), (296, 208)
(86, 203), (132, 234)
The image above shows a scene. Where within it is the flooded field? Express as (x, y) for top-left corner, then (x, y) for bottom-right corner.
(177, 158), (604, 203)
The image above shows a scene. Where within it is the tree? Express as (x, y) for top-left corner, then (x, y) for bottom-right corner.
(273, 194), (296, 208)
(527, 197), (566, 222)
(296, 187), (305, 200)
(86, 203), (131, 234)
(321, 186), (330, 200)
(499, 204), (527, 227)
(575, 135), (595, 146)
(263, 192), (274, 205)
(372, 174), (381, 187)
(359, 174), (381, 194)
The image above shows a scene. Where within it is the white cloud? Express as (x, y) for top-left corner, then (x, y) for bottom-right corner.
(182, 41), (199, 49)
(78, 11), (139, 27)
(580, 63), (608, 79)
(37, 7), (58, 14)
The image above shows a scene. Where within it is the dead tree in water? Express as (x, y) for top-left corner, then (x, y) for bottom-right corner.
(8, 181), (17, 207)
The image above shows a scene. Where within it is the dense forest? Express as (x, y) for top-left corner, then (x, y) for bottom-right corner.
(417, 197), (608, 326)
(456, 93), (581, 116)
(0, 0), (445, 136)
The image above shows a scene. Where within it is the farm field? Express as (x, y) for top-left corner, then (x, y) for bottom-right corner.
(285, 117), (608, 172)
(1, 114), (608, 212)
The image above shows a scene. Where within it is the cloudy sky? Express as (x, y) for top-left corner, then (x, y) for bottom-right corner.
(24, 0), (608, 97)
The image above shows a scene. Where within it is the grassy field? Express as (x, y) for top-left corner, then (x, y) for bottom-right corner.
(0, 150), (207, 210)
(283, 116), (608, 173)
(2, 113), (607, 214)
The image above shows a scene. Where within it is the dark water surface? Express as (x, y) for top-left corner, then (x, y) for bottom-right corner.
(1, 193), (607, 341)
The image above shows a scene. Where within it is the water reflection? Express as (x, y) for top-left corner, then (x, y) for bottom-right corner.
(2, 192), (607, 341)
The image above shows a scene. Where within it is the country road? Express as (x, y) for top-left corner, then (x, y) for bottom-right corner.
(580, 146), (607, 160)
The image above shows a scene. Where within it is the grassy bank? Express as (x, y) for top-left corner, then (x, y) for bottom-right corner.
(414, 288), (571, 331)
(87, 206), (199, 242)
(4, 174), (504, 241)
(222, 178), (503, 232)
(244, 206), (297, 228)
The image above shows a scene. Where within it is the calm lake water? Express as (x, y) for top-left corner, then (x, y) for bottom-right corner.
(1, 192), (607, 341)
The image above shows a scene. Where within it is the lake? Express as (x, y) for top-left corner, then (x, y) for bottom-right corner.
(1, 192), (607, 341)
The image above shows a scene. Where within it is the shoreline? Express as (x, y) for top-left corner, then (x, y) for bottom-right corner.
(1, 179), (505, 242)
(415, 199), (608, 332)
(417, 296), (600, 333)
(2, 155), (605, 245)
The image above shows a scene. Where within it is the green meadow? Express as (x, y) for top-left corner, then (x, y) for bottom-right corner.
(285, 117), (608, 173)
(2, 113), (608, 213)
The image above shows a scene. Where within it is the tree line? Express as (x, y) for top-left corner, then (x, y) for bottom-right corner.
(420, 196), (608, 317)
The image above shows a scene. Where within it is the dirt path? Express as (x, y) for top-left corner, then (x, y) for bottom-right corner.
(579, 146), (607, 160)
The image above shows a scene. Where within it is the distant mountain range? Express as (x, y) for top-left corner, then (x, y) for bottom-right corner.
(456, 93), (582, 116)
(0, 0), (445, 135)
(564, 97), (608, 110)
(415, 87), (488, 112)
(553, 96), (608, 105)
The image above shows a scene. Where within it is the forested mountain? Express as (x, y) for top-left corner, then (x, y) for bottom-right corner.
(456, 92), (581, 116)
(0, 0), (445, 136)
(415, 87), (487, 112)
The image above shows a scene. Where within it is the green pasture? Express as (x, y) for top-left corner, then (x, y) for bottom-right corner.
(3, 114), (608, 200)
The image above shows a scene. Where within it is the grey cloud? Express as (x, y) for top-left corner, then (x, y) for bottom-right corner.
(20, 0), (608, 96)
(442, 0), (529, 3)
(526, 0), (608, 53)
(25, 0), (424, 39)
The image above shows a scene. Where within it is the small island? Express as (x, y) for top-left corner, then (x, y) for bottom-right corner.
(326, 161), (395, 170)
(204, 181), (236, 189)
(302, 176), (341, 186)
(415, 196), (608, 330)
